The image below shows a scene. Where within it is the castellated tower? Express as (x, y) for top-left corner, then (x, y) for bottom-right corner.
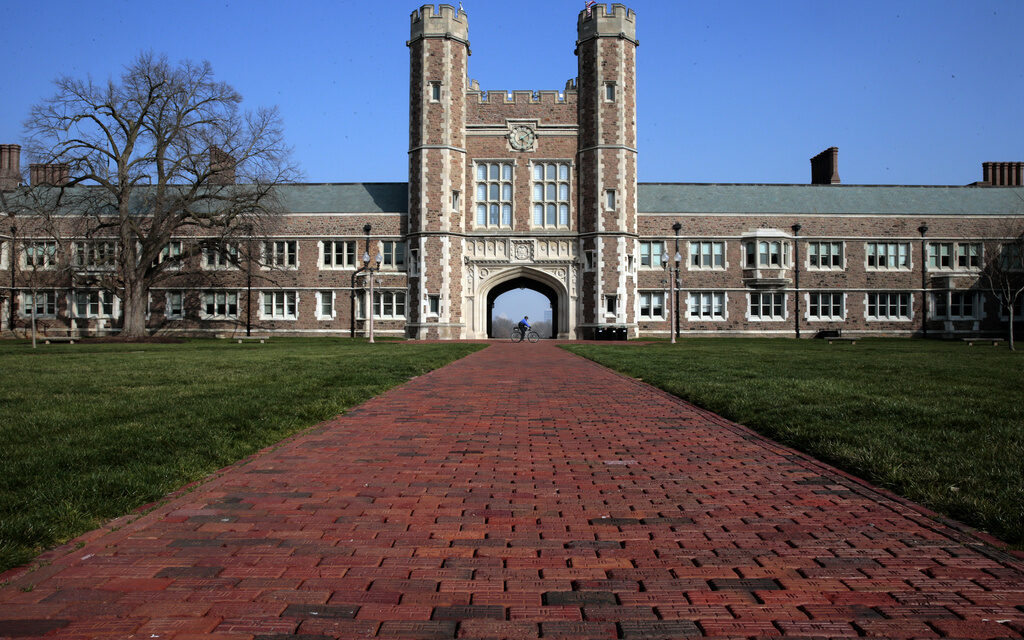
(576, 4), (638, 338)
(407, 4), (469, 339)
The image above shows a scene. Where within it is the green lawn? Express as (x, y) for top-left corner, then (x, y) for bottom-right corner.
(563, 339), (1024, 548)
(0, 338), (484, 575)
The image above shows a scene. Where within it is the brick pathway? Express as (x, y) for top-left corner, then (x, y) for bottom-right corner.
(2, 342), (1023, 639)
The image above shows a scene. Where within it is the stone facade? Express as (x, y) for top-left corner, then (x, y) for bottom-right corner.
(1, 3), (1023, 340)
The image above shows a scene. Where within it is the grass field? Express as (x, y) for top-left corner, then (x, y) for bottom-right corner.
(563, 339), (1024, 548)
(0, 338), (483, 575)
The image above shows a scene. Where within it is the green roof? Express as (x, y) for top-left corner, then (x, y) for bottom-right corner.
(275, 183), (407, 214)
(638, 183), (1024, 216)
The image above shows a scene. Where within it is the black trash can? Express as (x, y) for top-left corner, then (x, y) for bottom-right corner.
(612, 326), (627, 340)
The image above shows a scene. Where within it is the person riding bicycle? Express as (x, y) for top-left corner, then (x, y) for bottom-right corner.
(516, 316), (530, 342)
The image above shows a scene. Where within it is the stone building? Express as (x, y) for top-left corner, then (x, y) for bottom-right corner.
(1, 4), (1023, 340)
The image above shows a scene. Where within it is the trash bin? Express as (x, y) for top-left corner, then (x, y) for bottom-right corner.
(612, 326), (627, 340)
(595, 327), (607, 341)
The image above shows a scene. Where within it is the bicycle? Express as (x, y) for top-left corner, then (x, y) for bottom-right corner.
(510, 328), (540, 343)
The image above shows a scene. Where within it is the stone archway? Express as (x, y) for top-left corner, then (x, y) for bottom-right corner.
(486, 276), (559, 338)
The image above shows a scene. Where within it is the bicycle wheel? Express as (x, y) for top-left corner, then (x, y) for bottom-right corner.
(527, 331), (540, 343)
(510, 329), (523, 342)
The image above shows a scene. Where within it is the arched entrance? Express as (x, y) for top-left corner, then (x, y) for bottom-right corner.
(487, 277), (559, 338)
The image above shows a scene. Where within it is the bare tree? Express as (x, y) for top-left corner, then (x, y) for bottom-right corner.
(22, 52), (297, 337)
(979, 223), (1024, 350)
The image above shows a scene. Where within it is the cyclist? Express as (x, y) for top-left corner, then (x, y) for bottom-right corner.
(516, 316), (531, 342)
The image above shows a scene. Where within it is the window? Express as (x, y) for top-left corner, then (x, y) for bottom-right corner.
(640, 241), (665, 268)
(605, 189), (616, 211)
(807, 292), (844, 320)
(203, 244), (238, 269)
(75, 291), (117, 318)
(866, 292), (911, 320)
(374, 291), (406, 318)
(203, 291), (239, 319)
(317, 291), (334, 320)
(452, 190), (460, 212)
(321, 240), (356, 269)
(23, 242), (57, 269)
(584, 249), (595, 270)
(605, 82), (616, 101)
(21, 291), (57, 316)
(744, 241), (789, 268)
(165, 291), (184, 319)
(262, 291), (297, 320)
(73, 241), (116, 270)
(928, 242), (954, 269)
(688, 292), (726, 320)
(639, 291), (664, 319)
(957, 243), (982, 269)
(605, 295), (618, 316)
(532, 162), (570, 228)
(430, 82), (441, 101)
(265, 240), (297, 268)
(428, 294), (440, 317)
(475, 162), (513, 228)
(933, 292), (978, 319)
(866, 242), (910, 270)
(154, 241), (182, 268)
(689, 241), (725, 269)
(382, 241), (405, 269)
(748, 291), (785, 320)
(808, 242), (843, 269)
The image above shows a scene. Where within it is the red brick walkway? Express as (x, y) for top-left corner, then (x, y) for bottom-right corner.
(2, 343), (1023, 639)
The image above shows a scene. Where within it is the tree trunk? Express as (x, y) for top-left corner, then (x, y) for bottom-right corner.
(120, 280), (149, 338)
(30, 289), (37, 349)
(1010, 305), (1016, 352)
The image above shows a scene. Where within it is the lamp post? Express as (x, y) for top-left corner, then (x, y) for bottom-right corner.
(672, 221), (682, 340)
(9, 224), (16, 333)
(662, 249), (682, 344)
(791, 223), (801, 338)
(363, 249), (383, 343)
(244, 224), (254, 337)
(918, 224), (929, 338)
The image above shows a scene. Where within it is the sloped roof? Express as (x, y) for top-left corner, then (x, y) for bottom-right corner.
(275, 183), (408, 213)
(638, 183), (1024, 216)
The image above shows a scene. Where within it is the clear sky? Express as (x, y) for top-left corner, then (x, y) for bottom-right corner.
(1, 0), (1021, 187)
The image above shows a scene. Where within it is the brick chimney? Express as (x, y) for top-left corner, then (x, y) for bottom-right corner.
(0, 144), (21, 190)
(982, 162), (1023, 186)
(209, 147), (236, 185)
(29, 162), (70, 186)
(810, 147), (840, 185)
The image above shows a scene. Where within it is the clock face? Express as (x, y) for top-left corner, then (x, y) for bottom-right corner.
(509, 125), (535, 151)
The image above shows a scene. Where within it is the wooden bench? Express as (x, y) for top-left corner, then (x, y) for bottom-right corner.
(43, 336), (76, 344)
(235, 336), (268, 344)
(962, 337), (1004, 347)
(827, 337), (858, 345)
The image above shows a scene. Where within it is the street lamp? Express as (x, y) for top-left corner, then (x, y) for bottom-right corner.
(672, 221), (682, 340)
(662, 249), (682, 344)
(918, 224), (929, 338)
(791, 223), (801, 338)
(363, 250), (383, 343)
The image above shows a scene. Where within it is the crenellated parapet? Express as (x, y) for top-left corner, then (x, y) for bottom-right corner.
(410, 4), (469, 44)
(468, 89), (577, 106)
(577, 3), (637, 44)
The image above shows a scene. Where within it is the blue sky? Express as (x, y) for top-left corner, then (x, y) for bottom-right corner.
(2, 0), (1021, 186)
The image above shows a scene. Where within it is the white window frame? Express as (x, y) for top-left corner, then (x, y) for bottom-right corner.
(153, 241), (183, 270)
(202, 244), (238, 270)
(74, 290), (119, 318)
(604, 294), (618, 318)
(263, 240), (298, 269)
(201, 290), (239, 320)
(927, 242), (954, 270)
(747, 291), (786, 321)
(72, 241), (117, 271)
(865, 292), (913, 321)
(807, 241), (844, 270)
(316, 290), (335, 320)
(21, 291), (58, 317)
(932, 291), (980, 320)
(22, 241), (58, 270)
(744, 240), (790, 268)
(474, 161), (514, 229)
(381, 241), (405, 269)
(805, 291), (846, 321)
(956, 243), (983, 270)
(639, 241), (665, 269)
(320, 240), (356, 269)
(865, 242), (911, 271)
(430, 81), (441, 102)
(261, 290), (298, 320)
(688, 241), (725, 270)
(687, 291), (727, 321)
(165, 290), (185, 319)
(373, 290), (406, 319)
(427, 294), (441, 317)
(604, 82), (616, 102)
(531, 161), (571, 229)
(638, 291), (665, 320)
